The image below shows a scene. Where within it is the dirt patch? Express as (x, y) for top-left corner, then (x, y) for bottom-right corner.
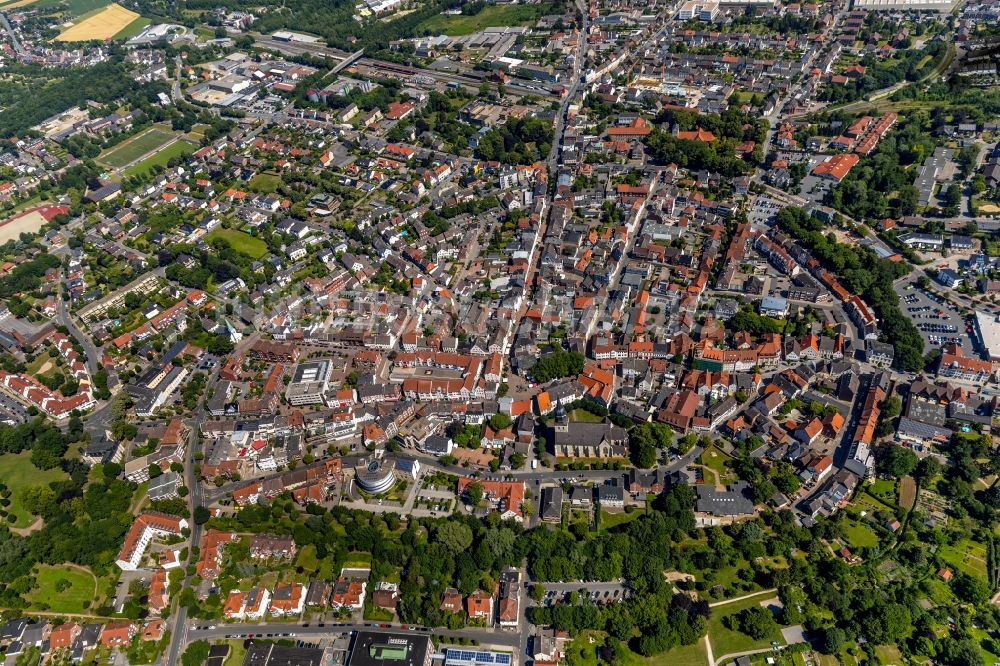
(9, 517), (43, 536)
(899, 475), (917, 510)
(0, 210), (48, 244)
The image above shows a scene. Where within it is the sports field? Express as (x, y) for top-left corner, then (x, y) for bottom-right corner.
(97, 128), (174, 168)
(0, 210), (47, 244)
(122, 139), (197, 178)
(55, 3), (139, 41)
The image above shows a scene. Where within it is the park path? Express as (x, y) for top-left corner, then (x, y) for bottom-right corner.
(9, 517), (43, 536)
(704, 635), (715, 666)
(708, 588), (777, 608)
(712, 646), (778, 666)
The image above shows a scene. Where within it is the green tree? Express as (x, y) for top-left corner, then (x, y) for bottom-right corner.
(437, 522), (474, 554)
(876, 444), (918, 478)
(822, 627), (845, 654)
(738, 606), (778, 640)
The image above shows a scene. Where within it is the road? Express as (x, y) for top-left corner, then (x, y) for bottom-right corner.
(55, 296), (101, 377)
(164, 361), (219, 666)
(186, 620), (521, 649)
(0, 12), (24, 54)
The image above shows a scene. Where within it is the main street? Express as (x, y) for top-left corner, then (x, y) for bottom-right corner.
(187, 619), (521, 649)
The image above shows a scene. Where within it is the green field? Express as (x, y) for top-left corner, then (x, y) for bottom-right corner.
(122, 139), (197, 178)
(26, 352), (66, 384)
(249, 172), (283, 194)
(842, 518), (880, 549)
(98, 128), (174, 168)
(564, 630), (707, 666)
(707, 591), (785, 657)
(0, 452), (69, 528)
(113, 15), (151, 39)
(569, 409), (604, 423)
(599, 508), (643, 532)
(868, 479), (899, 507)
(206, 228), (268, 259)
(36, 0), (110, 17)
(26, 564), (96, 613)
(418, 2), (557, 35)
(939, 539), (989, 579)
(699, 445), (737, 484)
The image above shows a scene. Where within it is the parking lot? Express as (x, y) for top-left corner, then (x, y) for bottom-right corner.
(894, 281), (976, 351)
(748, 195), (785, 226)
(535, 582), (629, 607)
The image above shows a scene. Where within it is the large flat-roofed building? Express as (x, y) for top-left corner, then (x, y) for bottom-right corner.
(444, 648), (513, 666)
(347, 631), (432, 666)
(243, 642), (327, 666)
(285, 360), (332, 405)
(975, 310), (1000, 365)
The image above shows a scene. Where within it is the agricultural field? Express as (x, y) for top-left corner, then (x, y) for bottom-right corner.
(206, 228), (269, 259)
(37, 0), (110, 16)
(25, 564), (97, 614)
(0, 452), (69, 528)
(97, 128), (174, 168)
(122, 139), (197, 178)
(417, 2), (557, 36)
(55, 2), (140, 41)
(112, 15), (151, 39)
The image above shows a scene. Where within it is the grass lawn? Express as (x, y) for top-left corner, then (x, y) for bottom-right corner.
(637, 640), (706, 666)
(295, 544), (320, 574)
(113, 15), (150, 39)
(938, 539), (988, 578)
(249, 172), (283, 194)
(26, 352), (66, 383)
(699, 445), (737, 484)
(342, 551), (372, 569)
(564, 630), (706, 666)
(26, 564), (96, 613)
(707, 591), (785, 657)
(971, 628), (1000, 665)
(205, 227), (268, 259)
(841, 518), (880, 549)
(874, 645), (903, 664)
(0, 452), (68, 527)
(122, 139), (196, 178)
(223, 640), (246, 666)
(569, 409), (604, 423)
(417, 2), (557, 35)
(868, 479), (898, 507)
(35, 0), (109, 17)
(599, 508), (643, 532)
(97, 128), (174, 168)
